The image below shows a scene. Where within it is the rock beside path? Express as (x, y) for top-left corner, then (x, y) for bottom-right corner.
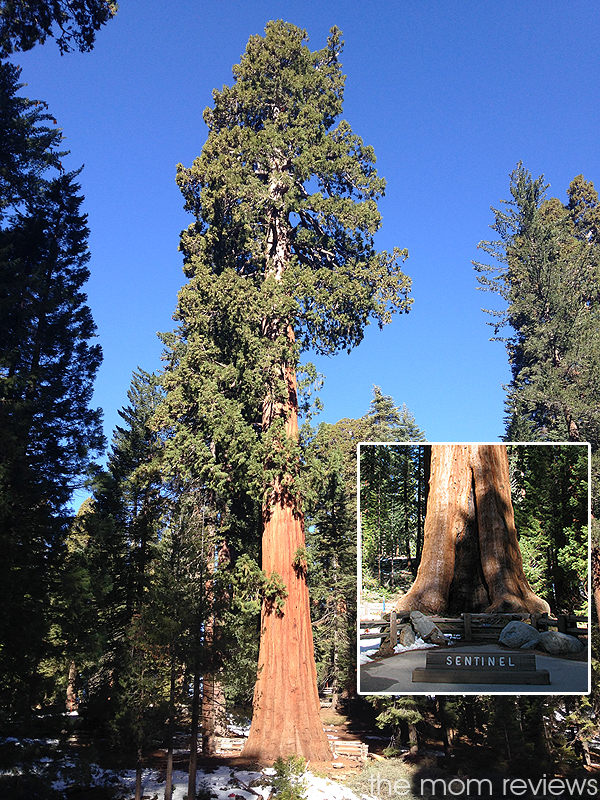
(398, 624), (416, 647)
(499, 620), (540, 649)
(410, 610), (447, 646)
(539, 630), (585, 655)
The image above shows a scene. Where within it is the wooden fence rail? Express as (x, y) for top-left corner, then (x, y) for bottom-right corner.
(360, 612), (588, 649)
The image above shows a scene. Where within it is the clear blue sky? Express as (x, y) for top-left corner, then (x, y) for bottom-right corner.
(10, 1), (600, 452)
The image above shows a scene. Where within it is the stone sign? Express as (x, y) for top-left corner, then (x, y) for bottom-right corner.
(412, 650), (550, 685)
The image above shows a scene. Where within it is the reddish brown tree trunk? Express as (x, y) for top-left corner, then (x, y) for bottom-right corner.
(396, 444), (550, 615)
(201, 673), (220, 756)
(242, 360), (331, 762)
(65, 660), (77, 712)
(243, 191), (330, 762)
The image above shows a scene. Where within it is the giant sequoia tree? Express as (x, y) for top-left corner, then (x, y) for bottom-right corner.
(396, 444), (550, 615)
(161, 21), (411, 761)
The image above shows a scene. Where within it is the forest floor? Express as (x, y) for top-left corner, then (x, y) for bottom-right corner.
(3, 704), (600, 800)
(0, 707), (379, 800)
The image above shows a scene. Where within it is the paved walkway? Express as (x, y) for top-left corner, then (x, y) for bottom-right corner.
(359, 643), (589, 694)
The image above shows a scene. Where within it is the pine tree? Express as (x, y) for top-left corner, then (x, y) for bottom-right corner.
(0, 67), (103, 710)
(509, 444), (588, 613)
(359, 389), (425, 586)
(0, 0), (117, 55)
(161, 20), (411, 761)
(0, 62), (64, 221)
(364, 385), (425, 442)
(303, 424), (357, 709)
(80, 370), (166, 739)
(475, 163), (600, 623)
(474, 164), (600, 460)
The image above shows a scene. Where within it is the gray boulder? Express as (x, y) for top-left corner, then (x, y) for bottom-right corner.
(398, 624), (416, 648)
(539, 630), (585, 655)
(410, 610), (447, 646)
(499, 620), (540, 649)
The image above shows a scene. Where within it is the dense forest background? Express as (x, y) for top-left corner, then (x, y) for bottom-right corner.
(1, 4), (600, 798)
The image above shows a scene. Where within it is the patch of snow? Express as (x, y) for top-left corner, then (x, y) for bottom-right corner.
(5, 732), (364, 800)
(227, 713), (252, 737)
(392, 636), (437, 655)
(360, 651), (380, 665)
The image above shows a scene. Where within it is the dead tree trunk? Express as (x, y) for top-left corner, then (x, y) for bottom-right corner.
(396, 444), (550, 614)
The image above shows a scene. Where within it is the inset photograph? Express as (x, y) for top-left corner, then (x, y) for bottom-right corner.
(358, 442), (590, 694)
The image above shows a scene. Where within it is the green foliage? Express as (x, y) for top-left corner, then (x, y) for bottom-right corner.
(365, 385), (426, 442)
(0, 62), (65, 221)
(360, 443), (427, 586)
(230, 553), (288, 616)
(263, 570), (289, 616)
(159, 20), (411, 521)
(195, 781), (218, 800)
(0, 64), (103, 715)
(270, 756), (307, 800)
(292, 545), (308, 577)
(475, 163), (600, 513)
(508, 443), (588, 612)
(359, 387), (426, 587)
(368, 695), (426, 751)
(0, 0), (118, 55)
(302, 421), (357, 699)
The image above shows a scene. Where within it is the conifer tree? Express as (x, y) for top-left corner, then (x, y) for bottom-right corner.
(0, 69), (103, 708)
(364, 385), (425, 442)
(0, 62), (65, 220)
(509, 444), (588, 613)
(81, 370), (166, 731)
(0, 0), (117, 55)
(303, 424), (356, 709)
(475, 164), (600, 620)
(161, 20), (411, 761)
(474, 164), (600, 460)
(359, 389), (425, 585)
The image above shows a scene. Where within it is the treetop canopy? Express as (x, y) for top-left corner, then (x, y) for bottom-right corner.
(176, 20), (411, 357)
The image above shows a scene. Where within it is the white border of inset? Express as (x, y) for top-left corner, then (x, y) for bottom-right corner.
(356, 441), (592, 696)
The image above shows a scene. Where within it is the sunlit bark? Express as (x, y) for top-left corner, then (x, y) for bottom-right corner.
(242, 196), (330, 762)
(396, 444), (550, 614)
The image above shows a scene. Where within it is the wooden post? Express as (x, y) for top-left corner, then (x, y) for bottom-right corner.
(390, 611), (398, 648)
(558, 615), (567, 634)
(463, 613), (472, 642)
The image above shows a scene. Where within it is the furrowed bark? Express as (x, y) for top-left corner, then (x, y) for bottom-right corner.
(243, 194), (330, 761)
(243, 358), (331, 761)
(396, 445), (549, 615)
